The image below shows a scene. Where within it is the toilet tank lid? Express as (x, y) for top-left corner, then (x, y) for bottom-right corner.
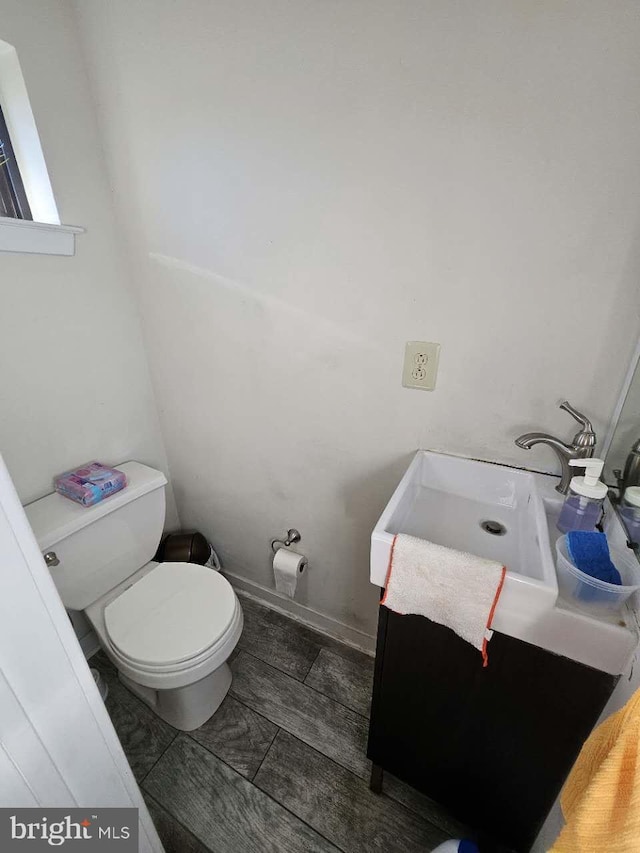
(24, 461), (168, 551)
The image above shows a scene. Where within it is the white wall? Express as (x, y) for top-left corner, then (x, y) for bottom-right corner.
(0, 0), (176, 529)
(74, 0), (640, 637)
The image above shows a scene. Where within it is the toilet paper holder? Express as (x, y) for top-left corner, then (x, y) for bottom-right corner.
(271, 528), (302, 553)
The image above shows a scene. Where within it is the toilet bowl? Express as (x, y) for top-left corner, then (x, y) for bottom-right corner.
(86, 559), (243, 729)
(25, 461), (243, 731)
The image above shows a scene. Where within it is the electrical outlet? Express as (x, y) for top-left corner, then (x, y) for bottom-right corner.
(402, 341), (440, 390)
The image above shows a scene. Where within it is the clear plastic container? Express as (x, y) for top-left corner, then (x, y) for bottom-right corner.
(556, 493), (604, 533)
(555, 535), (640, 614)
(556, 457), (607, 534)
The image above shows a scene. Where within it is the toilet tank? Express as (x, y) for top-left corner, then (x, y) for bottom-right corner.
(25, 462), (168, 610)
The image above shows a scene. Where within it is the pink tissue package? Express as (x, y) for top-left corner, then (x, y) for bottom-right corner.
(54, 462), (127, 507)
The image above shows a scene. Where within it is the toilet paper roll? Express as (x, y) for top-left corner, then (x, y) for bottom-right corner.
(273, 547), (307, 598)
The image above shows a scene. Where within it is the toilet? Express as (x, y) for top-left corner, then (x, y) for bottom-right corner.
(25, 461), (243, 731)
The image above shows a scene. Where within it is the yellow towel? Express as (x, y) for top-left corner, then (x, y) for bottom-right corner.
(550, 688), (640, 852)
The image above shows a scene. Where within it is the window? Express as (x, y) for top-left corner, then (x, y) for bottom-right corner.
(0, 103), (32, 220)
(0, 39), (82, 254)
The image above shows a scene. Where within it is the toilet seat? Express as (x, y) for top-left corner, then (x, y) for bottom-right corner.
(108, 599), (241, 676)
(104, 562), (236, 670)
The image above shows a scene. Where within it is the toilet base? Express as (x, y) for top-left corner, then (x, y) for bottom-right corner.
(119, 661), (232, 731)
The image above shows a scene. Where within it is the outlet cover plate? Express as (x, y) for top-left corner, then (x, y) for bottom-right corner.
(402, 341), (440, 390)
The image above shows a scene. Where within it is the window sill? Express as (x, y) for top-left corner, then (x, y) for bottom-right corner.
(0, 217), (84, 256)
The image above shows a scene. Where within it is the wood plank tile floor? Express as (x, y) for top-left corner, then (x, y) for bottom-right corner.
(92, 593), (483, 853)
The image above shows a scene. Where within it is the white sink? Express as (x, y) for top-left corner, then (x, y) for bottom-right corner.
(372, 451), (558, 624)
(371, 450), (638, 674)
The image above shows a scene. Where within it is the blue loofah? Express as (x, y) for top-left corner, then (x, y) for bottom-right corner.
(566, 531), (621, 585)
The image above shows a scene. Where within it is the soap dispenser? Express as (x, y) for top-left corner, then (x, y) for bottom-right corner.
(556, 458), (607, 533)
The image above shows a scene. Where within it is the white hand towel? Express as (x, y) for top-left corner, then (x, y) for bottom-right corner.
(381, 534), (506, 666)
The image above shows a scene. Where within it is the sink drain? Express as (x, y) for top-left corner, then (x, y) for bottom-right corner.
(480, 520), (507, 536)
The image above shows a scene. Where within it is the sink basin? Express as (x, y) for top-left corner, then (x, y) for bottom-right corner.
(371, 450), (638, 674)
(371, 451), (558, 625)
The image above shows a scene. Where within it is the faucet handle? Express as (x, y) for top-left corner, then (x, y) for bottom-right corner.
(559, 400), (593, 432)
(560, 400), (596, 452)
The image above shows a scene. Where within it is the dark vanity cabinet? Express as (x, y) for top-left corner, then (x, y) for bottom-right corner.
(367, 605), (618, 852)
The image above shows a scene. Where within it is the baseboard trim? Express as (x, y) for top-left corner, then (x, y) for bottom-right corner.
(224, 570), (376, 656)
(80, 630), (101, 659)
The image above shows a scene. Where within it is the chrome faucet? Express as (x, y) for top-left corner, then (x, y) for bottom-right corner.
(515, 401), (596, 494)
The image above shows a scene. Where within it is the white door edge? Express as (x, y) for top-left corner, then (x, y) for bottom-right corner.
(0, 453), (164, 852)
